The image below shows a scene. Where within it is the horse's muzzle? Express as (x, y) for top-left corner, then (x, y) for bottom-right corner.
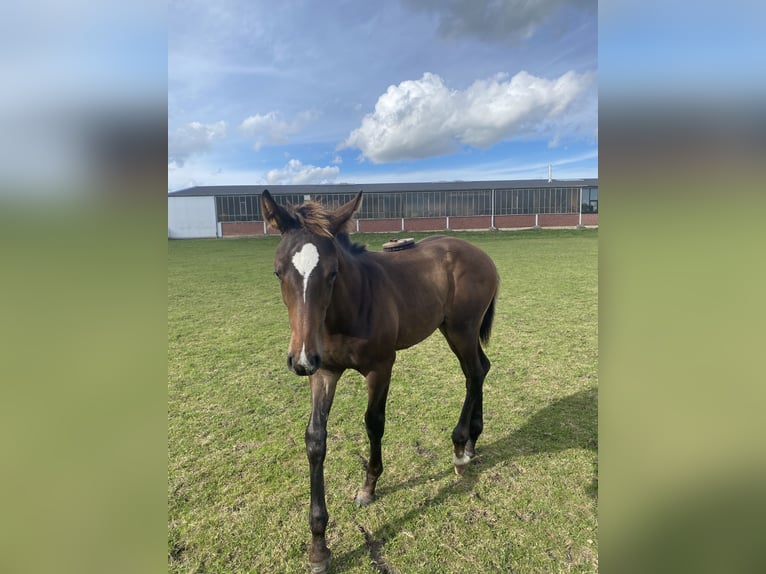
(287, 350), (321, 376)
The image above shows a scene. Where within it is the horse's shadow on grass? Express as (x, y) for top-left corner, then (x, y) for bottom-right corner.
(332, 386), (597, 572)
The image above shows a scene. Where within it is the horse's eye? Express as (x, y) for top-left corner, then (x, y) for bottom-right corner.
(274, 271), (281, 280)
(329, 270), (338, 282)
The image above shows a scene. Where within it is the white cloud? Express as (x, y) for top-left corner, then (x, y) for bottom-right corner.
(168, 120), (226, 166)
(342, 70), (596, 163)
(239, 110), (317, 150)
(265, 159), (340, 185)
(167, 157), (267, 191)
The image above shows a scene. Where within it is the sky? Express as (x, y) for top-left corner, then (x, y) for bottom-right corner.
(168, 0), (597, 191)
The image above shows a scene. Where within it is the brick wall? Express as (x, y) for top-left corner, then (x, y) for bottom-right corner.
(495, 214), (537, 228)
(221, 222), (266, 236)
(581, 213), (599, 226)
(358, 219), (402, 233)
(219, 213), (598, 237)
(404, 217), (446, 232)
(539, 214), (580, 227)
(448, 215), (492, 230)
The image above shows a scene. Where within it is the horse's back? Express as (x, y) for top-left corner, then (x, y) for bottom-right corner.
(406, 235), (497, 284)
(417, 235), (499, 310)
(416, 234), (494, 263)
(374, 234), (497, 289)
(369, 235), (498, 348)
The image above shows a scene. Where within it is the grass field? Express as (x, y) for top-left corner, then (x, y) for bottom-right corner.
(168, 228), (598, 573)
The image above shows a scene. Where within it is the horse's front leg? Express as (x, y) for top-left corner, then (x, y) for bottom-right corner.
(355, 357), (394, 506)
(305, 368), (342, 574)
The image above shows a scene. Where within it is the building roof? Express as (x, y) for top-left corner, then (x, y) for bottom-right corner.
(169, 178), (597, 197)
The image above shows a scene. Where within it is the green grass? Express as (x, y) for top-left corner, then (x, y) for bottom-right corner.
(168, 228), (598, 573)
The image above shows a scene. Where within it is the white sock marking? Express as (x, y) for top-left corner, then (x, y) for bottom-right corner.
(291, 243), (320, 303)
(453, 453), (471, 466)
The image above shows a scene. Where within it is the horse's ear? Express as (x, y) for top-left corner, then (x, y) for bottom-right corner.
(329, 191), (363, 235)
(261, 189), (298, 234)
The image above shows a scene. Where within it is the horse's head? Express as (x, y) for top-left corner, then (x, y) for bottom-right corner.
(261, 190), (362, 376)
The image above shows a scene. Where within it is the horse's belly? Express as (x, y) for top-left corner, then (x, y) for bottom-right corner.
(394, 312), (443, 350)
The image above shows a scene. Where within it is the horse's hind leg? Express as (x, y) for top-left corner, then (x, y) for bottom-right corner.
(440, 326), (491, 474)
(355, 356), (394, 506)
(465, 345), (491, 459)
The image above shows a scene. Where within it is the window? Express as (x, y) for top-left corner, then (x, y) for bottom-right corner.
(581, 187), (598, 214)
(368, 193), (401, 219)
(447, 190), (491, 216)
(215, 195), (262, 222)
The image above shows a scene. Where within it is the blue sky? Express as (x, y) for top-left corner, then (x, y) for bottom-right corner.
(168, 0), (597, 190)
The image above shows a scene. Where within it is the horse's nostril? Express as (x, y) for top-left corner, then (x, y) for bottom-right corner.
(287, 353), (315, 376)
(293, 363), (313, 376)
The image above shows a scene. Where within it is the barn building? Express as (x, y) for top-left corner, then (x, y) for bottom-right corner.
(168, 179), (598, 239)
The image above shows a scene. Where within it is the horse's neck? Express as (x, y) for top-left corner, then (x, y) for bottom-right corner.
(327, 249), (370, 324)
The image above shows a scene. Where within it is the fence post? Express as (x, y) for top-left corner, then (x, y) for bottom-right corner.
(578, 187), (583, 227)
(400, 191), (405, 232)
(491, 188), (495, 230)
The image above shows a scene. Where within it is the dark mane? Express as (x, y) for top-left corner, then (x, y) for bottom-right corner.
(289, 201), (366, 253)
(290, 201), (335, 238)
(336, 232), (367, 254)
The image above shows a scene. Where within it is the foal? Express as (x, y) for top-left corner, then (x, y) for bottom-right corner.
(261, 190), (499, 573)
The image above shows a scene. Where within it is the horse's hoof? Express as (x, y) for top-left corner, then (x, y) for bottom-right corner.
(465, 440), (476, 459)
(309, 555), (331, 574)
(355, 491), (375, 506)
(453, 452), (471, 475)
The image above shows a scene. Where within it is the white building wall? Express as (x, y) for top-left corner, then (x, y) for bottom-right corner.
(168, 196), (217, 238)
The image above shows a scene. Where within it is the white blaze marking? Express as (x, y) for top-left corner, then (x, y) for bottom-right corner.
(298, 344), (311, 369)
(291, 242), (320, 303)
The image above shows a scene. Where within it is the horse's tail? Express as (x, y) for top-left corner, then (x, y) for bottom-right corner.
(479, 294), (496, 347)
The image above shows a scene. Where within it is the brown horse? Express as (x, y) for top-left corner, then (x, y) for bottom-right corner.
(261, 190), (499, 573)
